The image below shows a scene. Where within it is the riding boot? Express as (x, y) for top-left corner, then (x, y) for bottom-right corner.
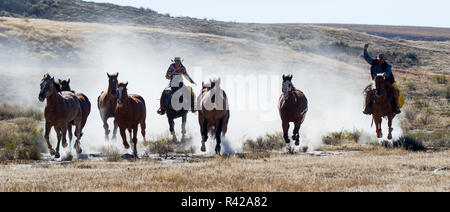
(363, 90), (372, 115)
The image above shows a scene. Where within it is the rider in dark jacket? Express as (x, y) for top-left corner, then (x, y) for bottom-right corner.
(363, 44), (401, 115)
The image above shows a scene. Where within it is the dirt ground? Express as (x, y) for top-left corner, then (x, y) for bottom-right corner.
(0, 147), (448, 192)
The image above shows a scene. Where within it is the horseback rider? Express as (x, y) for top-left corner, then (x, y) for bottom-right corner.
(363, 43), (402, 115)
(157, 57), (196, 115)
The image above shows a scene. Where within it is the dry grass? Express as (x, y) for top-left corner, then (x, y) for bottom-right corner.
(0, 148), (448, 192)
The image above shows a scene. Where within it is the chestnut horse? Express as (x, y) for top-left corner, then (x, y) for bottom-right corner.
(115, 82), (146, 157)
(197, 78), (230, 154)
(97, 73), (119, 140)
(159, 82), (195, 142)
(369, 74), (396, 139)
(279, 75), (308, 146)
(58, 79), (91, 144)
(39, 74), (84, 158)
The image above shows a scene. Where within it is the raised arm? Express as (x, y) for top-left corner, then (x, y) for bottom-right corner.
(165, 66), (172, 79)
(363, 43), (375, 65)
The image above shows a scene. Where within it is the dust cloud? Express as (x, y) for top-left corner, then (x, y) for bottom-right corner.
(0, 27), (403, 156)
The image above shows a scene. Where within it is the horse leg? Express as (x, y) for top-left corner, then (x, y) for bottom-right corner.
(181, 114), (187, 141)
(374, 116), (383, 139)
(387, 115), (395, 140)
(102, 116), (110, 141)
(67, 124), (73, 144)
(74, 119), (83, 154)
(200, 119), (208, 152)
(128, 129), (132, 143)
(55, 127), (62, 159)
(215, 118), (224, 155)
(132, 126), (138, 158)
(44, 123), (55, 156)
(112, 119), (118, 140)
(293, 120), (301, 146)
(120, 128), (129, 149)
(168, 115), (177, 142)
(61, 124), (68, 148)
(282, 121), (290, 144)
(140, 120), (147, 146)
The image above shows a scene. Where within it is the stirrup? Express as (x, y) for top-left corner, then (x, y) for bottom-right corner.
(394, 108), (401, 115)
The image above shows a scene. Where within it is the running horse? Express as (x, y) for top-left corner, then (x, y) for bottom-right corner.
(39, 74), (85, 158)
(115, 82), (147, 158)
(58, 79), (91, 144)
(159, 82), (195, 142)
(197, 78), (230, 154)
(279, 75), (308, 146)
(97, 73), (119, 140)
(368, 74), (396, 139)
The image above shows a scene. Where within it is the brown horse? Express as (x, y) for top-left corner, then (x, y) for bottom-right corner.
(58, 79), (91, 144)
(97, 73), (119, 140)
(369, 74), (396, 139)
(279, 75), (308, 146)
(115, 82), (147, 157)
(197, 78), (230, 154)
(39, 74), (84, 158)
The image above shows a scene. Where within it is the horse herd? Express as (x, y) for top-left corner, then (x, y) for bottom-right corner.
(39, 72), (396, 159)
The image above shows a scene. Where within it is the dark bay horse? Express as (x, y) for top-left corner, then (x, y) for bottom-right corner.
(197, 78), (230, 154)
(39, 74), (84, 158)
(97, 73), (119, 140)
(279, 75), (308, 146)
(58, 79), (91, 144)
(369, 74), (396, 139)
(115, 82), (147, 157)
(159, 82), (195, 142)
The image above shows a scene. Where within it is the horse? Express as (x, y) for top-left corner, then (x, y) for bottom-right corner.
(97, 73), (119, 140)
(39, 74), (84, 158)
(278, 75), (308, 146)
(58, 79), (91, 145)
(115, 82), (147, 157)
(159, 82), (195, 142)
(197, 78), (230, 154)
(369, 74), (396, 139)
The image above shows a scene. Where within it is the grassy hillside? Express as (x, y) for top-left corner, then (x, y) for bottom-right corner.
(0, 1), (448, 138)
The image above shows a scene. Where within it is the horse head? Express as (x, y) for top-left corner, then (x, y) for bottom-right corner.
(282, 75), (295, 97)
(58, 78), (71, 92)
(107, 72), (119, 96)
(374, 73), (387, 97)
(39, 74), (56, 102)
(117, 82), (128, 107)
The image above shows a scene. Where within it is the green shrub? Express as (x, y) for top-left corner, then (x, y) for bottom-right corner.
(149, 137), (175, 157)
(0, 101), (42, 121)
(392, 136), (426, 151)
(322, 131), (345, 145)
(243, 133), (285, 152)
(406, 131), (450, 149)
(101, 146), (121, 162)
(432, 75), (448, 85)
(0, 117), (46, 162)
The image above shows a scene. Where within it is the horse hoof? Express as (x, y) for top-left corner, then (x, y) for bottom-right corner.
(55, 152), (60, 159)
(388, 134), (392, 140)
(49, 149), (56, 156)
(215, 145), (221, 154)
(295, 140), (300, 146)
(201, 144), (206, 152)
(62, 141), (68, 148)
(124, 143), (130, 149)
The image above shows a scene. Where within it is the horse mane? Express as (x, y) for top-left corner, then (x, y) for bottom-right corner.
(54, 81), (61, 93)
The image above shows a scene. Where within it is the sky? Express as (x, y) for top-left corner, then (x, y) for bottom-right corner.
(88, 0), (450, 28)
